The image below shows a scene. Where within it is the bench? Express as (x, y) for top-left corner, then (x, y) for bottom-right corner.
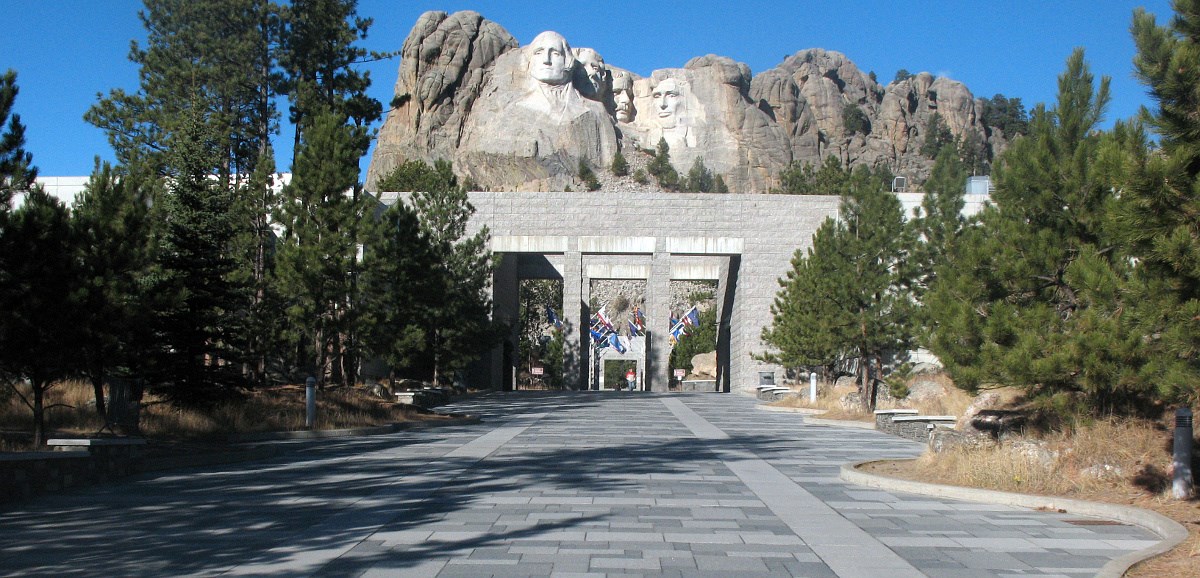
(873, 409), (919, 433)
(890, 415), (958, 442)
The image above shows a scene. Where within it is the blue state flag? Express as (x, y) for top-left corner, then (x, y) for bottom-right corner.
(590, 326), (608, 345)
(608, 333), (627, 354)
(628, 319), (642, 337)
(684, 306), (700, 327)
(546, 307), (564, 330)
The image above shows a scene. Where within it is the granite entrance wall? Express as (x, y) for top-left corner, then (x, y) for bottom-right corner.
(378, 191), (838, 393)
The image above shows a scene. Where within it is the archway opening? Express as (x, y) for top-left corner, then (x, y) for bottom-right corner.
(517, 278), (565, 390)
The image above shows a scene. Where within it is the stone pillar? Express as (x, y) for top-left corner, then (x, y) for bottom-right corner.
(562, 250), (583, 390)
(647, 247), (672, 392)
(491, 253), (519, 391)
(714, 256), (740, 393)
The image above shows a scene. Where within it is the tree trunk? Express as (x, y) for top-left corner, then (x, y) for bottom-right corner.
(32, 378), (46, 448)
(90, 370), (107, 417)
(858, 356), (871, 413)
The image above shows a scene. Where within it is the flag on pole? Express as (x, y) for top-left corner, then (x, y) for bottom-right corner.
(669, 313), (680, 330)
(683, 305), (700, 327)
(595, 306), (614, 332)
(608, 333), (627, 353)
(668, 321), (687, 346)
(628, 319), (642, 337)
(590, 326), (610, 347)
(546, 307), (563, 331)
(632, 306), (645, 332)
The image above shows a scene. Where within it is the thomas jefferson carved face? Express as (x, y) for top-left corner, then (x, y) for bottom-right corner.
(652, 78), (683, 128)
(575, 48), (607, 95)
(528, 31), (574, 86)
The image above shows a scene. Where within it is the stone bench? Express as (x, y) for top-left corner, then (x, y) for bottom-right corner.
(891, 415), (958, 442)
(679, 380), (716, 392)
(874, 409), (919, 434)
(394, 387), (451, 408)
(0, 438), (148, 504)
(757, 387), (796, 402)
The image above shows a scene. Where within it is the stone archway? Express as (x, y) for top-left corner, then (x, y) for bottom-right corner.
(378, 190), (839, 394)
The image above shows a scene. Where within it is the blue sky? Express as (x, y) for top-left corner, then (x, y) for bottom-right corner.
(1, 0), (1176, 176)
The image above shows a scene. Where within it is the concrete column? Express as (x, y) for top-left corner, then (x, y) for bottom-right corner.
(562, 251), (583, 390)
(490, 253), (519, 391)
(581, 263), (594, 390)
(714, 256), (740, 393)
(647, 247), (672, 392)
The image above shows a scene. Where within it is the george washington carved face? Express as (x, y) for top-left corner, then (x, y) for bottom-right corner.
(528, 31), (574, 86)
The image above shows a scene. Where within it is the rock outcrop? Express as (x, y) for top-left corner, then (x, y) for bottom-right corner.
(367, 11), (1008, 193)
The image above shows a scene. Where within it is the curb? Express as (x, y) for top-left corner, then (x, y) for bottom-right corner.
(840, 460), (1190, 578)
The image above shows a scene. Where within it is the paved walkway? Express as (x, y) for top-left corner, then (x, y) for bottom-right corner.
(0, 392), (1161, 577)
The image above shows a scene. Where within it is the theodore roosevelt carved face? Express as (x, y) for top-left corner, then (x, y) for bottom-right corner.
(611, 71), (634, 122)
(528, 31), (574, 86)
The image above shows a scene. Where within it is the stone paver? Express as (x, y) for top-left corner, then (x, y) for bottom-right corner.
(0, 391), (1161, 577)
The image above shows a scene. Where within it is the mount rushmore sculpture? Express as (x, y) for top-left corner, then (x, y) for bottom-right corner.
(366, 11), (1007, 193)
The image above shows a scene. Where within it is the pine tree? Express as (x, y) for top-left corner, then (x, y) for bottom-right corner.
(647, 137), (679, 190)
(610, 150), (629, 177)
(147, 110), (248, 406)
(761, 218), (851, 377)
(376, 160), (498, 386)
(230, 144), (283, 385)
(763, 164), (914, 409)
(921, 112), (955, 158)
(1119, 2), (1200, 405)
(359, 199), (438, 377)
(412, 164), (496, 386)
(578, 159), (601, 191)
(714, 174), (729, 194)
(912, 146), (967, 299)
(926, 50), (1147, 413)
(275, 111), (370, 386)
(685, 158), (714, 193)
(0, 188), (80, 447)
(0, 70), (36, 209)
(71, 162), (154, 418)
(279, 0), (381, 161)
(86, 0), (279, 180)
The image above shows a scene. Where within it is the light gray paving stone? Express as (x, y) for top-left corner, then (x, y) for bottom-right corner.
(0, 391), (1165, 578)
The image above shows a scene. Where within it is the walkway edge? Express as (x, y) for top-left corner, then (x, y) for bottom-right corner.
(840, 460), (1189, 578)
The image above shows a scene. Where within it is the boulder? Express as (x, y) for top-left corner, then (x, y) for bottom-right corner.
(905, 379), (944, 404)
(690, 351), (718, 378)
(929, 428), (993, 453)
(367, 11), (518, 190)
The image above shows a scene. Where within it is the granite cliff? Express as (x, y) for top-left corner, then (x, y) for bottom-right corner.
(367, 11), (1008, 193)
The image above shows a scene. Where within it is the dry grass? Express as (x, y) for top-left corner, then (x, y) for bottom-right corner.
(770, 372), (979, 422)
(864, 414), (1200, 577)
(1, 380), (447, 450)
